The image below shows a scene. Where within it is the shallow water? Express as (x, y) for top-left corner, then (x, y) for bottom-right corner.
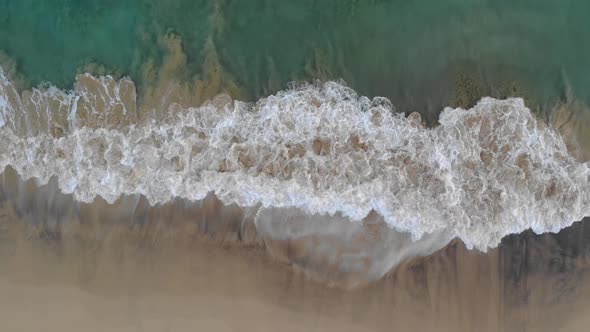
(3, 1), (590, 115)
(1, 68), (588, 251)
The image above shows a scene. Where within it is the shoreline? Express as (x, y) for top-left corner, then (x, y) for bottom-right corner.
(1, 156), (590, 331)
(1, 212), (590, 331)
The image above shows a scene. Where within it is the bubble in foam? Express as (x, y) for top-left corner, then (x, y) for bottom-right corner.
(0, 66), (588, 251)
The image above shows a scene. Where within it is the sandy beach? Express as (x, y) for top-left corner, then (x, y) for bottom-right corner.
(1, 184), (589, 332)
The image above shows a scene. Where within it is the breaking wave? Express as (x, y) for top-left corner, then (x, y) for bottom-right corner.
(0, 67), (588, 252)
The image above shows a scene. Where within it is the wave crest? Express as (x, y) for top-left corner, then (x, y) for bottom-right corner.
(0, 67), (588, 250)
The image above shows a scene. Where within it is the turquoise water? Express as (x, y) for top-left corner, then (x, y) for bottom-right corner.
(0, 0), (142, 85)
(0, 0), (214, 85)
(2, 0), (590, 118)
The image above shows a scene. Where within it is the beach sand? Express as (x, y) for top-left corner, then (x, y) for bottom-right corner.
(1, 179), (589, 332)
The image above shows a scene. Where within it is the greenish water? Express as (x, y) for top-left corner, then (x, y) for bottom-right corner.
(2, 0), (590, 118)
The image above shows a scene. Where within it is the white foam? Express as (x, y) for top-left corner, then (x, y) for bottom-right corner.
(0, 67), (588, 251)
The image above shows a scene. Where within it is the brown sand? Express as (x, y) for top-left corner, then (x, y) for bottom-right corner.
(0, 239), (376, 332)
(1, 174), (590, 332)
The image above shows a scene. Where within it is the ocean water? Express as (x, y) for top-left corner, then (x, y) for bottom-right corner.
(3, 1), (590, 115)
(1, 1), (590, 331)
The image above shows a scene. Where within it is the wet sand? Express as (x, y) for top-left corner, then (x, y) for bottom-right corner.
(0, 240), (377, 332)
(2, 225), (590, 332)
(1, 168), (590, 331)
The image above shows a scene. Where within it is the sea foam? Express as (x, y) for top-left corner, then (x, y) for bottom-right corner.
(0, 67), (588, 251)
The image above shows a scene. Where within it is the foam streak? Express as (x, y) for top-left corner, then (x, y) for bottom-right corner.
(0, 68), (588, 250)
